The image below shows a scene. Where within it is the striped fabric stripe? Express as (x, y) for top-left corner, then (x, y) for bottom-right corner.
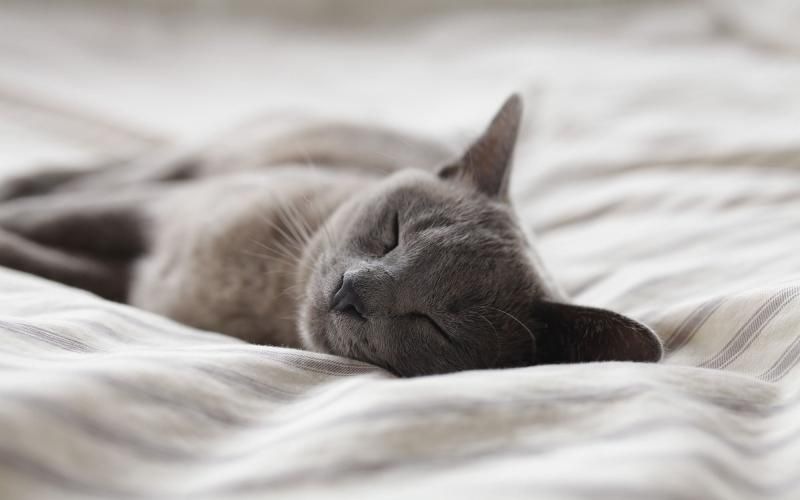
(664, 296), (726, 353)
(699, 287), (800, 370)
(760, 336), (800, 382)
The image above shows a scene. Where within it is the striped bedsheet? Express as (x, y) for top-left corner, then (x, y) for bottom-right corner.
(1, 274), (799, 499)
(2, 0), (800, 498)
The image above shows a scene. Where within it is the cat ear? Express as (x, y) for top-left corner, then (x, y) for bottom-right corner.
(534, 302), (663, 364)
(439, 93), (523, 200)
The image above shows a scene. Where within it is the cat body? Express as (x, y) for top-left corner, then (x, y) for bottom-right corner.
(133, 169), (362, 346)
(0, 96), (662, 375)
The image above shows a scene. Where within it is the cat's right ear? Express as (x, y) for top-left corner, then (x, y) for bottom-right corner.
(533, 302), (663, 364)
(439, 94), (523, 201)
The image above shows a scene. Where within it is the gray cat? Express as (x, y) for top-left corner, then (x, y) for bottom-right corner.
(0, 95), (662, 376)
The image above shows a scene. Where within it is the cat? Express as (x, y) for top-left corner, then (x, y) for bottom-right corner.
(0, 95), (662, 376)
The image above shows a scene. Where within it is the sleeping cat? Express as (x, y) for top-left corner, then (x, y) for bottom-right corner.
(0, 95), (662, 376)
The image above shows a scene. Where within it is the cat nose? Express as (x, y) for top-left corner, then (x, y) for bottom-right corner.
(331, 274), (366, 318)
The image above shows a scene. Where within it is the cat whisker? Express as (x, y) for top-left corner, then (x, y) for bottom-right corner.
(298, 194), (334, 252)
(475, 311), (502, 369)
(275, 284), (305, 301)
(245, 241), (298, 267)
(263, 267), (302, 280)
(240, 247), (289, 265)
(262, 210), (305, 252)
(319, 221), (334, 250)
(298, 150), (336, 250)
(253, 192), (310, 252)
(241, 244), (313, 274)
(294, 194), (322, 245)
(249, 230), (302, 262)
(284, 195), (315, 243)
(253, 225), (299, 263)
(486, 305), (536, 362)
(276, 197), (311, 249)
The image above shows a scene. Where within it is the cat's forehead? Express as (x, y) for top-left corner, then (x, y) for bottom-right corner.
(382, 173), (534, 284)
(379, 170), (515, 227)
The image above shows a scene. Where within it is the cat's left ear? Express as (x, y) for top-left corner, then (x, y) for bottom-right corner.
(439, 94), (522, 201)
(534, 302), (663, 364)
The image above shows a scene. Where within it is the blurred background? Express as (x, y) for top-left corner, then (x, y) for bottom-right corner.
(4, 0), (800, 175)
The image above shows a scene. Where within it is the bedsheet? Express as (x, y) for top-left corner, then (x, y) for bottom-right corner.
(1, 1), (799, 498)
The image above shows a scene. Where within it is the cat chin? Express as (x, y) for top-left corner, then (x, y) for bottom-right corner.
(323, 312), (365, 352)
(297, 299), (360, 359)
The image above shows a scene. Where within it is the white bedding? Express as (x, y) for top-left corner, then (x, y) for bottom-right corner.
(1, 1), (800, 498)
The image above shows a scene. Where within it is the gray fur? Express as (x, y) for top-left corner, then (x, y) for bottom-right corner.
(0, 95), (662, 376)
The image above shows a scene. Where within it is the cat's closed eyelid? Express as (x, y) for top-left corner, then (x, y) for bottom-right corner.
(381, 211), (400, 255)
(407, 312), (456, 346)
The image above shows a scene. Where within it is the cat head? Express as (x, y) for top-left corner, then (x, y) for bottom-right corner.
(297, 94), (662, 376)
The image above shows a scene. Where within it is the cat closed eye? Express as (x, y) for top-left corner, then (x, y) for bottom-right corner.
(408, 313), (453, 344)
(381, 212), (400, 255)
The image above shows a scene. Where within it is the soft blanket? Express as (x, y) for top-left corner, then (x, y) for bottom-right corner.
(1, 1), (799, 498)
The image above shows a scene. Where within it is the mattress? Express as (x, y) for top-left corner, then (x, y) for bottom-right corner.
(1, 1), (800, 498)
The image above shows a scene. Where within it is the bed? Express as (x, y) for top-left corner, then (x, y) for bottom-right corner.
(1, 1), (799, 498)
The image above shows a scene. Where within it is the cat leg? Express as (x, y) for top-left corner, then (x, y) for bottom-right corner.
(0, 147), (201, 202)
(0, 188), (156, 259)
(0, 189), (158, 300)
(0, 228), (129, 301)
(0, 167), (93, 201)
